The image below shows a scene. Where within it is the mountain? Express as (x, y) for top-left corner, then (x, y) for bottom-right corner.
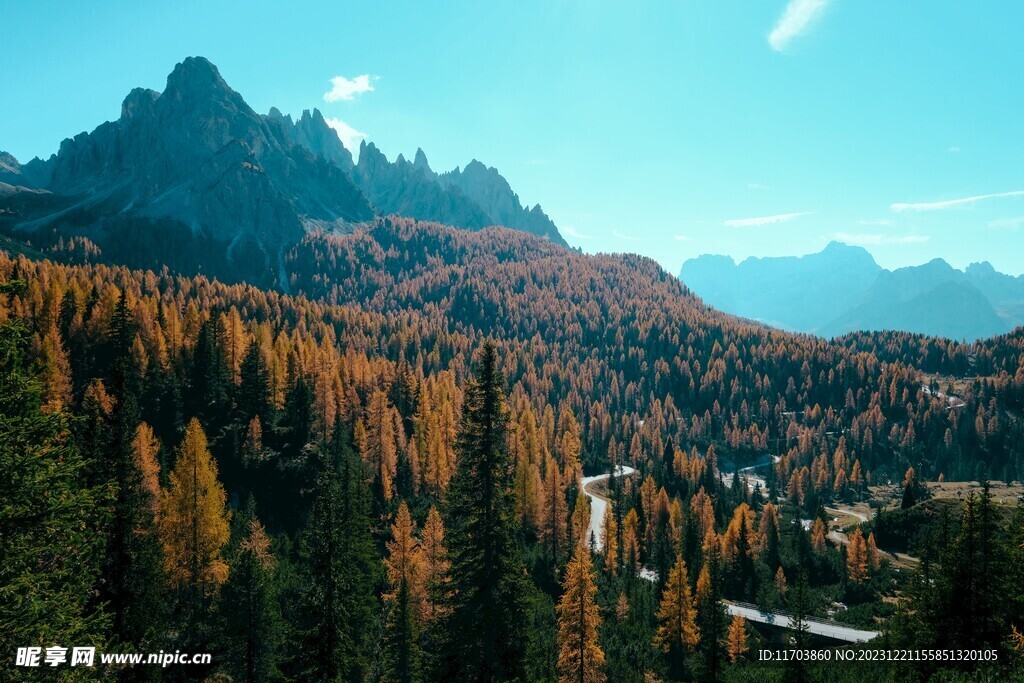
(680, 242), (1024, 341)
(351, 146), (568, 247)
(439, 160), (565, 244)
(679, 241), (882, 331)
(0, 56), (567, 285)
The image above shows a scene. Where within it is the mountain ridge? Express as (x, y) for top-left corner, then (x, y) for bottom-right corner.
(680, 242), (1024, 341)
(0, 56), (567, 286)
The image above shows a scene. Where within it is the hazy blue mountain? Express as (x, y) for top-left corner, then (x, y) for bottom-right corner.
(679, 241), (882, 331)
(680, 242), (1024, 341)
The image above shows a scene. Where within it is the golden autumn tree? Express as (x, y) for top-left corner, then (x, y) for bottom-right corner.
(601, 506), (618, 575)
(726, 615), (748, 662)
(570, 491), (591, 551)
(810, 518), (827, 553)
(365, 389), (398, 501)
(621, 508), (641, 574)
(384, 501), (425, 607)
(38, 324), (72, 413)
(158, 418), (231, 596)
(540, 454), (568, 560)
(846, 528), (869, 583)
(556, 540), (606, 683)
(655, 555), (700, 677)
(421, 506), (449, 621)
(131, 421), (162, 521)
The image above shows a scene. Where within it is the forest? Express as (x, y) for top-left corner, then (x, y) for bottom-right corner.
(2, 217), (1024, 682)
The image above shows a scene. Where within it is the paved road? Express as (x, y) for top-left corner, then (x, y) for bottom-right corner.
(724, 601), (880, 643)
(581, 466), (880, 640)
(580, 465), (636, 551)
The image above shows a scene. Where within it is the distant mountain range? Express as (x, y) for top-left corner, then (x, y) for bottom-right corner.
(679, 241), (1024, 341)
(0, 56), (565, 285)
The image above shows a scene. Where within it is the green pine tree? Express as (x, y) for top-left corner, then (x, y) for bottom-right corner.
(436, 341), (530, 682)
(0, 319), (111, 652)
(297, 420), (378, 681)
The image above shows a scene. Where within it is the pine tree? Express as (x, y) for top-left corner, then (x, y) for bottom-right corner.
(556, 540), (606, 683)
(696, 537), (727, 681)
(106, 396), (167, 650)
(298, 420), (378, 681)
(655, 555), (700, 678)
(219, 506), (283, 682)
(158, 419), (231, 601)
(725, 615), (748, 663)
(383, 577), (423, 683)
(0, 320), (110, 653)
(437, 341), (530, 682)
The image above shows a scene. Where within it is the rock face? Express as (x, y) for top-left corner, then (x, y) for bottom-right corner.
(351, 147), (568, 247)
(0, 56), (567, 284)
(0, 57), (373, 285)
(439, 160), (565, 245)
(680, 242), (1024, 341)
(353, 143), (493, 232)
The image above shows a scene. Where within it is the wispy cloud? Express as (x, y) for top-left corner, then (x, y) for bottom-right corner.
(724, 211), (811, 228)
(323, 74), (375, 102)
(947, 146), (961, 153)
(891, 190), (1024, 212)
(561, 225), (593, 240)
(768, 0), (829, 52)
(989, 217), (1024, 231)
(673, 235), (691, 241)
(747, 182), (770, 190)
(324, 118), (369, 155)
(612, 229), (639, 242)
(834, 232), (930, 246)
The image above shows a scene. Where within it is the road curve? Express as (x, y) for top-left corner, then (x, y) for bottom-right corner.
(580, 465), (636, 551)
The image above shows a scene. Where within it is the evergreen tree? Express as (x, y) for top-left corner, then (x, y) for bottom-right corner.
(556, 540), (606, 683)
(437, 341), (530, 682)
(383, 578), (423, 683)
(219, 504), (283, 683)
(105, 395), (167, 651)
(298, 420), (378, 681)
(0, 320), (110, 653)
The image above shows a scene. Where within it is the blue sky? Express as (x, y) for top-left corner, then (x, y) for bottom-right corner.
(2, 0), (1023, 275)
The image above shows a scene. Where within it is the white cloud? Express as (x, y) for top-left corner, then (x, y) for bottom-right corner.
(891, 190), (1024, 212)
(768, 0), (829, 52)
(673, 235), (691, 241)
(561, 225), (593, 240)
(323, 74), (375, 102)
(948, 146), (961, 153)
(834, 232), (930, 246)
(324, 118), (369, 156)
(613, 229), (639, 242)
(989, 216), (1024, 231)
(724, 211), (811, 228)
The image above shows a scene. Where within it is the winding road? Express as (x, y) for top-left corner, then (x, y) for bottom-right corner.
(581, 464), (881, 643)
(580, 465), (636, 551)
